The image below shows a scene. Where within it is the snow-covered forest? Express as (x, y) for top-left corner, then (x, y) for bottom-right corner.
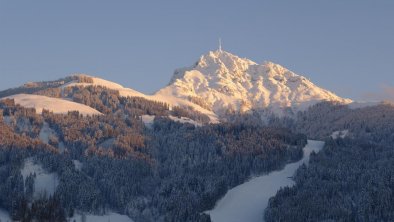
(0, 79), (306, 221)
(1, 75), (394, 222)
(265, 102), (394, 221)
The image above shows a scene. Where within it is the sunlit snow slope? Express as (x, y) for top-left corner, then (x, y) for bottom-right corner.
(4, 94), (101, 115)
(57, 49), (352, 120)
(61, 74), (219, 122)
(156, 50), (352, 116)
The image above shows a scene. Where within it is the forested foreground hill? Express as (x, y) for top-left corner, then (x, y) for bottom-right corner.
(265, 102), (394, 222)
(0, 85), (306, 221)
(3, 74), (394, 222)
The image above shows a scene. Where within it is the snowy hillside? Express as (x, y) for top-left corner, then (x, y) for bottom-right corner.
(61, 74), (219, 122)
(21, 158), (59, 198)
(155, 50), (352, 116)
(4, 50), (355, 121)
(3, 94), (101, 115)
(61, 74), (148, 98)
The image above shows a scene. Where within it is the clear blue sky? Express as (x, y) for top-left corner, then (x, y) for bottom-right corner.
(1, 0), (394, 101)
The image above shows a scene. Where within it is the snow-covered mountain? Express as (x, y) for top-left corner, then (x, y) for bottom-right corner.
(0, 49), (353, 122)
(155, 49), (352, 117)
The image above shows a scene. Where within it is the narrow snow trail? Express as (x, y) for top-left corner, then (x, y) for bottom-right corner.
(207, 140), (324, 222)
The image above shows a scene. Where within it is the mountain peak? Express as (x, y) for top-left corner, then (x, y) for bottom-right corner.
(158, 50), (352, 116)
(169, 50), (256, 85)
(196, 49), (257, 71)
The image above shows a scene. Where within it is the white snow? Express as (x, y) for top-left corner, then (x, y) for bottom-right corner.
(70, 212), (134, 222)
(168, 115), (202, 127)
(207, 140), (325, 222)
(331, 130), (349, 139)
(149, 88), (220, 123)
(39, 122), (57, 144)
(73, 160), (83, 171)
(59, 50), (353, 121)
(0, 208), (11, 222)
(61, 75), (220, 123)
(21, 158), (59, 198)
(141, 115), (155, 127)
(156, 50), (352, 117)
(141, 114), (201, 127)
(3, 94), (101, 116)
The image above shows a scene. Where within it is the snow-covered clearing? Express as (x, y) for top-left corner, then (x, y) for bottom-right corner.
(0, 208), (11, 222)
(142, 114), (201, 127)
(3, 94), (101, 116)
(141, 115), (155, 127)
(21, 158), (59, 198)
(73, 160), (83, 171)
(70, 212), (134, 222)
(169, 115), (202, 126)
(331, 130), (349, 139)
(39, 122), (57, 144)
(207, 140), (325, 222)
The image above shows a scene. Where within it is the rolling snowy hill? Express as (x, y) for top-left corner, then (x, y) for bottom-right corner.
(4, 94), (101, 115)
(60, 74), (220, 122)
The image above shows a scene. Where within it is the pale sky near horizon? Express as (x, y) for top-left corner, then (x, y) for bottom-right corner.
(1, 1), (394, 101)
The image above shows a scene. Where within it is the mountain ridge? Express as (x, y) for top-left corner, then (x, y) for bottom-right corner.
(0, 49), (354, 121)
(156, 49), (352, 116)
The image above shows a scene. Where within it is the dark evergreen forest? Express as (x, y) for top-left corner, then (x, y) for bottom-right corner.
(265, 102), (394, 222)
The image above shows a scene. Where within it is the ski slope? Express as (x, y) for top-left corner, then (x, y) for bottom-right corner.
(4, 94), (101, 116)
(207, 140), (325, 222)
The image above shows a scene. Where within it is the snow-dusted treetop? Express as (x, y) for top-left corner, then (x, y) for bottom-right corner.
(155, 49), (352, 116)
